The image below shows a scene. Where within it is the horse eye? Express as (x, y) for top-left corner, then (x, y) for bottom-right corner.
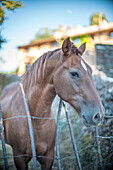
(70, 72), (79, 78)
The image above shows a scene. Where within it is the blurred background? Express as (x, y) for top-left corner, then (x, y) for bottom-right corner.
(0, 0), (113, 75)
(0, 0), (113, 170)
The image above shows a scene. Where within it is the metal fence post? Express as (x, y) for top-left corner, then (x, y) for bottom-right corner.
(56, 99), (62, 170)
(0, 104), (9, 170)
(95, 126), (103, 170)
(63, 102), (82, 170)
(20, 83), (38, 170)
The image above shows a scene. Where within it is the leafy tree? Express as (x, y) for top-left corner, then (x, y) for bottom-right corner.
(90, 12), (108, 26)
(0, 33), (6, 49)
(31, 28), (56, 42)
(0, 0), (23, 49)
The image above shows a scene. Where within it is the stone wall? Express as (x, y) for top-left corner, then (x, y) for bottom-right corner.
(52, 70), (113, 169)
(83, 50), (96, 66)
(95, 44), (113, 78)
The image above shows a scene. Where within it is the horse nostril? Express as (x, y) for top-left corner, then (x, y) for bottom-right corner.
(82, 115), (89, 125)
(92, 113), (100, 124)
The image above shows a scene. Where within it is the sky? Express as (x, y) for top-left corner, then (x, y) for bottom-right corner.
(0, 0), (113, 72)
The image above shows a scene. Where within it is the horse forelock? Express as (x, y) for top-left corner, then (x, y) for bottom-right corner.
(71, 43), (81, 55)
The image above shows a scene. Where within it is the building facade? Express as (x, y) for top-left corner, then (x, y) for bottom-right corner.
(17, 22), (113, 76)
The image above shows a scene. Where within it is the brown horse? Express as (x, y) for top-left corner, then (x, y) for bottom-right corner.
(1, 37), (104, 170)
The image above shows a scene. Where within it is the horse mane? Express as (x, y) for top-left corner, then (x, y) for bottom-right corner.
(22, 43), (80, 92)
(22, 48), (60, 91)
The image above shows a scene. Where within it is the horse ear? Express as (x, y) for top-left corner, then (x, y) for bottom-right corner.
(62, 37), (72, 56)
(78, 42), (86, 55)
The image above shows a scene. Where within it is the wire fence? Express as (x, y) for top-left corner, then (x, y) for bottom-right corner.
(0, 83), (113, 170)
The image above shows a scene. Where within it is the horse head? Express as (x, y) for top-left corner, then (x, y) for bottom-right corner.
(53, 37), (105, 127)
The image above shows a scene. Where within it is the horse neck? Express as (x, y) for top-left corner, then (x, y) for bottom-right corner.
(22, 50), (61, 118)
(27, 83), (56, 118)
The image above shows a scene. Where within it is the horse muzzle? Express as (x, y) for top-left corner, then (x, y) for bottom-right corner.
(82, 109), (105, 127)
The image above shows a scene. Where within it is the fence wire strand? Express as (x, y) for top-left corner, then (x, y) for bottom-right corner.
(0, 83), (113, 170)
(0, 143), (98, 161)
(1, 112), (113, 169)
(3, 115), (56, 121)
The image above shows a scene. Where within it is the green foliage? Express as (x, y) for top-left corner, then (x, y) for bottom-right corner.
(0, 0), (22, 24)
(90, 12), (108, 26)
(0, 0), (23, 49)
(0, 70), (17, 74)
(60, 35), (91, 48)
(0, 33), (6, 48)
(78, 34), (90, 44)
(0, 5), (4, 24)
(59, 39), (64, 47)
(31, 28), (56, 42)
